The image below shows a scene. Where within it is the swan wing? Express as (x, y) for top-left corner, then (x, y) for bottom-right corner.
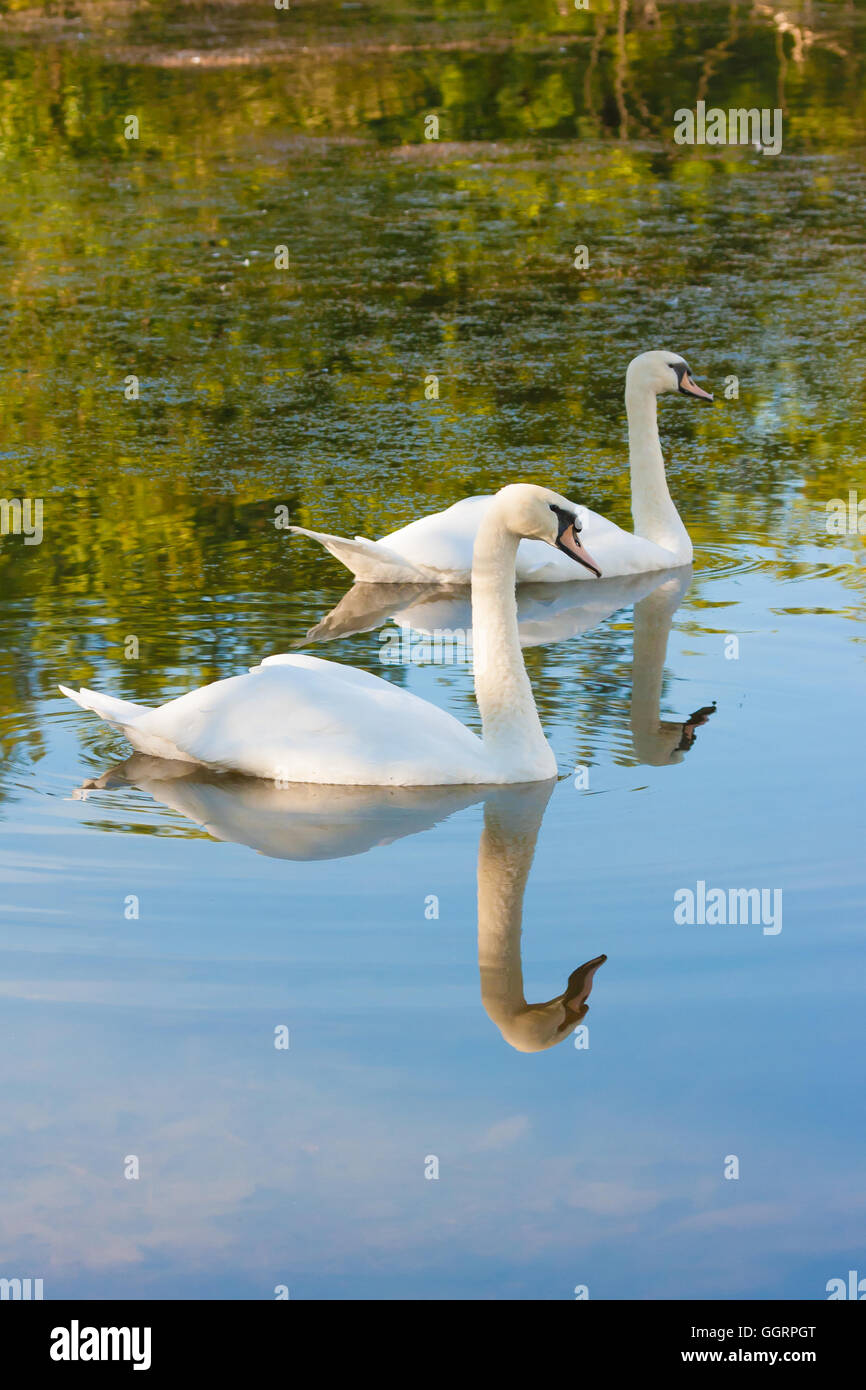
(288, 526), (427, 583)
(385, 499), (659, 584)
(516, 508), (683, 582)
(130, 653), (487, 785)
(293, 494), (686, 587)
(380, 495), (494, 579)
(59, 684), (148, 725)
(293, 499), (494, 582)
(582, 509), (687, 574)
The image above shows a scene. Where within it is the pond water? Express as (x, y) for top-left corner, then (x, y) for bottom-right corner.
(0, 0), (864, 1299)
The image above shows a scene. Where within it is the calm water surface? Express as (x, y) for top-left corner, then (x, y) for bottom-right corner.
(0, 0), (864, 1299)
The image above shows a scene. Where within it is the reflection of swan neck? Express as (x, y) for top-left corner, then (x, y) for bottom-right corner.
(477, 783), (592, 1054)
(477, 811), (537, 1030)
(626, 383), (688, 555)
(471, 506), (552, 774)
(629, 578), (687, 765)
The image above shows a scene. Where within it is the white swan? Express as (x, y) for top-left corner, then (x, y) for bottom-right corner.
(71, 567), (715, 851)
(59, 484), (600, 787)
(301, 567), (675, 650)
(289, 350), (712, 584)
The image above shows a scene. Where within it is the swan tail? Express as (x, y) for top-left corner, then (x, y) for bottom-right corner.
(288, 526), (425, 582)
(60, 684), (201, 762)
(59, 684), (148, 726)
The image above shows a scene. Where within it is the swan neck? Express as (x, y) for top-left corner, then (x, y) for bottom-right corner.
(471, 508), (554, 778)
(626, 382), (690, 556)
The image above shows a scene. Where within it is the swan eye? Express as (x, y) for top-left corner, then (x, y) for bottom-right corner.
(572, 515), (582, 533)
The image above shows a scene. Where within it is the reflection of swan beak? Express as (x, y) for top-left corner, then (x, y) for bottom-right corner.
(556, 522), (603, 578)
(555, 953), (608, 1033)
(675, 701), (717, 752)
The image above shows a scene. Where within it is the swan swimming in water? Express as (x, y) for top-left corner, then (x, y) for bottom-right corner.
(290, 350), (713, 585)
(59, 484), (601, 787)
(68, 574), (718, 1047)
(74, 564), (715, 852)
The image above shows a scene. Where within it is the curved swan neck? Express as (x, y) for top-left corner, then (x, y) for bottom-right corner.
(471, 505), (555, 778)
(626, 380), (690, 556)
(477, 785), (552, 1034)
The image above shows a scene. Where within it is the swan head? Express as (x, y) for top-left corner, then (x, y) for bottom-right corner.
(493, 483), (602, 577)
(493, 954), (608, 1054)
(627, 349), (713, 402)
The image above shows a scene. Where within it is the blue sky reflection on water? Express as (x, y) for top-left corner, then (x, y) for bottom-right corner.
(2, 542), (865, 1300)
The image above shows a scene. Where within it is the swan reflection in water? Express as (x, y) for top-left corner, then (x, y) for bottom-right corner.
(477, 780), (607, 1052)
(76, 567), (713, 1051)
(304, 564), (716, 764)
(78, 764), (605, 1053)
(300, 566), (678, 650)
(628, 568), (715, 765)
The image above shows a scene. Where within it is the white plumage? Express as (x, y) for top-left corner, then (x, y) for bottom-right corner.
(60, 484), (599, 787)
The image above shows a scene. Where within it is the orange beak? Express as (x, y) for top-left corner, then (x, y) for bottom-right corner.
(556, 518), (602, 577)
(678, 370), (714, 401)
